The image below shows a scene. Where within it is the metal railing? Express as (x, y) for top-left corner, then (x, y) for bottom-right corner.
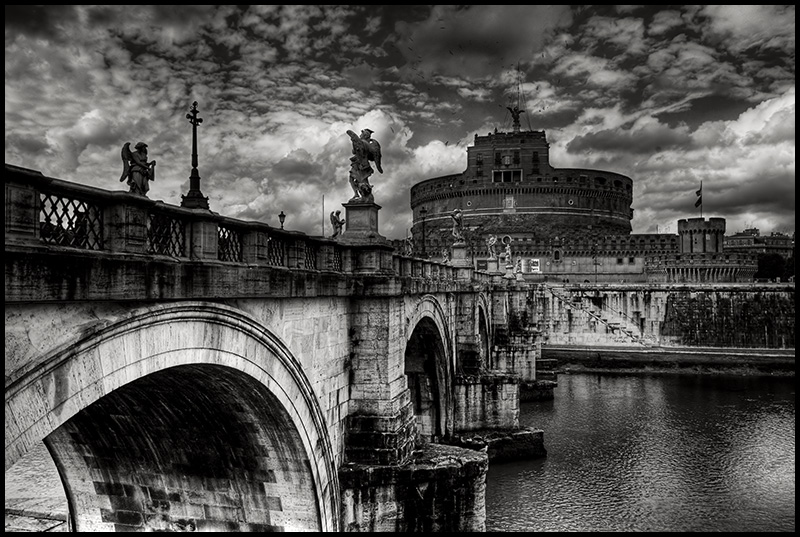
(39, 192), (103, 250)
(148, 212), (185, 257)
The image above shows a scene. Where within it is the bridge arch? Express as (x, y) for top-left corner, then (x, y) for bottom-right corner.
(4, 302), (339, 532)
(403, 295), (454, 442)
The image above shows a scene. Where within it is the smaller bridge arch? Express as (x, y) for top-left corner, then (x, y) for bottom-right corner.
(475, 292), (492, 370)
(5, 302), (339, 532)
(403, 295), (455, 442)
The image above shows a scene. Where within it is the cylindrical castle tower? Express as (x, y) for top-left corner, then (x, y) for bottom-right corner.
(678, 217), (726, 254)
(409, 129), (634, 258)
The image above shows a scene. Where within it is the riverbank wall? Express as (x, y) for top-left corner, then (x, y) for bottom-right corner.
(542, 345), (795, 375)
(534, 283), (794, 349)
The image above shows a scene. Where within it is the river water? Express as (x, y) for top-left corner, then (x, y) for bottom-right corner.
(486, 373), (795, 532)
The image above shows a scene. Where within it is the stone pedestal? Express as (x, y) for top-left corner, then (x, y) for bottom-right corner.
(450, 242), (471, 268)
(341, 201), (386, 245)
(486, 258), (500, 273)
(450, 242), (474, 280)
(503, 263), (515, 280)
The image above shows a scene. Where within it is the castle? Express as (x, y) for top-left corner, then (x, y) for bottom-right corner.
(408, 119), (759, 283)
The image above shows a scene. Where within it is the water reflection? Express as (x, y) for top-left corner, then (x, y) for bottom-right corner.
(486, 373), (795, 532)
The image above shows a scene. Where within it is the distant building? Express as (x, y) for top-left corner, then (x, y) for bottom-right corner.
(724, 228), (794, 259)
(404, 113), (761, 283)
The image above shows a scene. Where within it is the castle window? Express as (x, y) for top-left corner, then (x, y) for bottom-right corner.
(495, 152), (501, 165)
(617, 257), (624, 264)
(493, 170), (522, 182)
(513, 151), (520, 164)
(476, 153), (483, 165)
(532, 151), (539, 163)
(628, 257), (635, 264)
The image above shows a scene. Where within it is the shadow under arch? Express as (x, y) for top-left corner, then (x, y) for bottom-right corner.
(477, 301), (491, 369)
(5, 302), (339, 532)
(403, 295), (454, 442)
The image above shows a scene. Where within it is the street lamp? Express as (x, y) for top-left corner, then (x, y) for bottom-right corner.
(419, 207), (428, 258)
(278, 211), (286, 230)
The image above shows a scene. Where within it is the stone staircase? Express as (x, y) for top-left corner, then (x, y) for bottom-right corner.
(547, 285), (651, 347)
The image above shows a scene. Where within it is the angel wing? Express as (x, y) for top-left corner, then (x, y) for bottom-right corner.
(366, 138), (383, 173)
(119, 142), (132, 182)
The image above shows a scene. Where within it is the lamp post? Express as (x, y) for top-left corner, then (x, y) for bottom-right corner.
(278, 211), (286, 230)
(181, 101), (209, 209)
(420, 207), (428, 258)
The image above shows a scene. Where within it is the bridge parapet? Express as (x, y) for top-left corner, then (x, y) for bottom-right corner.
(6, 163), (491, 303)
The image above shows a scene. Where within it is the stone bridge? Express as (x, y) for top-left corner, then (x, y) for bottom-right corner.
(5, 164), (542, 532)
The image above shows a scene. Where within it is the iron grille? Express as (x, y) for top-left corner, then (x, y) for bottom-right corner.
(267, 236), (287, 267)
(148, 213), (185, 257)
(304, 243), (318, 270)
(218, 225), (243, 262)
(39, 193), (103, 250)
(331, 247), (343, 272)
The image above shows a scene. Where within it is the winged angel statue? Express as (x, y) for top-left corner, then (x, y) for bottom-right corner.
(347, 128), (382, 203)
(120, 142), (156, 196)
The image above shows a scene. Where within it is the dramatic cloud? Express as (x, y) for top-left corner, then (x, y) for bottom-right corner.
(4, 5), (795, 240)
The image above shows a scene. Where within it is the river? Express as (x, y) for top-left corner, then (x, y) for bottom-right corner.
(486, 372), (796, 532)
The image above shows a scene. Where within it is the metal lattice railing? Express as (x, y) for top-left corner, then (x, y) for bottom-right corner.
(332, 247), (343, 272)
(267, 235), (287, 267)
(148, 212), (185, 257)
(39, 193), (103, 250)
(304, 243), (318, 270)
(218, 224), (243, 262)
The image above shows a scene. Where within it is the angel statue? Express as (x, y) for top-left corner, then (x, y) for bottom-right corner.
(120, 142), (156, 196)
(330, 210), (346, 239)
(504, 241), (513, 265)
(486, 234), (498, 260)
(451, 208), (465, 243)
(404, 235), (414, 256)
(347, 128), (382, 203)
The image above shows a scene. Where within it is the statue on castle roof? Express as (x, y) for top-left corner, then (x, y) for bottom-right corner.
(347, 128), (382, 203)
(507, 105), (525, 132)
(120, 142), (156, 196)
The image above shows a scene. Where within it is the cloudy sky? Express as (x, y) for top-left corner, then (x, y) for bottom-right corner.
(5, 5), (795, 239)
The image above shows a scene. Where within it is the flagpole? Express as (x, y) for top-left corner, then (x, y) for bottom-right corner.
(322, 194), (325, 236)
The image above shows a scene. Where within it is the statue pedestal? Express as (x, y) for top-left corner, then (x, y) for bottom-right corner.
(450, 241), (473, 280)
(450, 241), (471, 268)
(486, 258), (500, 273)
(340, 200), (393, 275)
(503, 263), (515, 280)
(341, 201), (386, 245)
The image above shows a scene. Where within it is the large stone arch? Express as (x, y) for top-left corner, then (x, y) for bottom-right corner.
(4, 302), (339, 532)
(403, 295), (455, 441)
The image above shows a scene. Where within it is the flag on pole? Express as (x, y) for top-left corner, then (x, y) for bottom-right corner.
(694, 182), (702, 208)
